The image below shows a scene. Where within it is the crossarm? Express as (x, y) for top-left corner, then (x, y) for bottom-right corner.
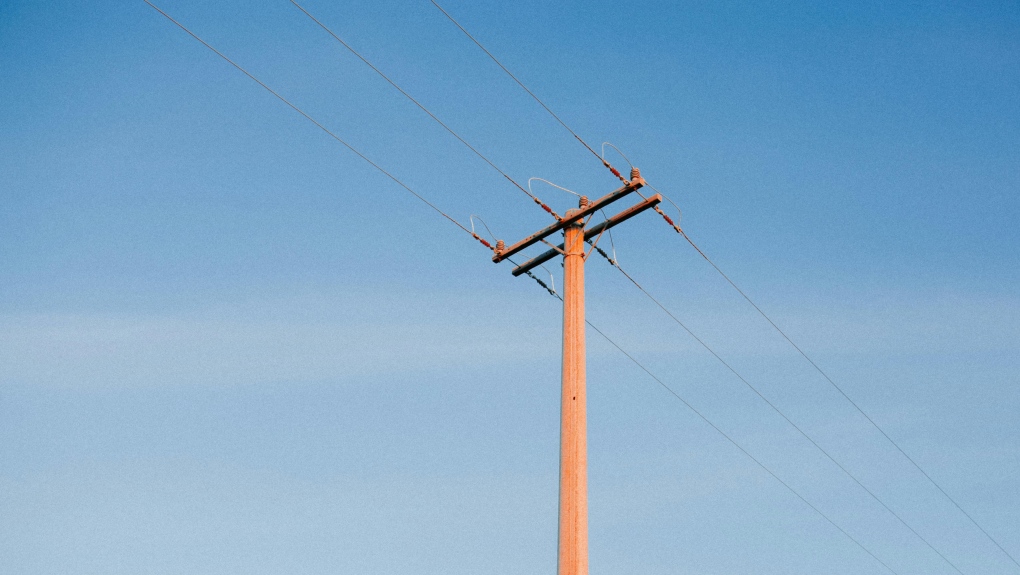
(511, 194), (661, 277)
(492, 178), (644, 263)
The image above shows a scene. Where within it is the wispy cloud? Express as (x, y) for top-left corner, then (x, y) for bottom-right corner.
(0, 290), (559, 388)
(2, 289), (1016, 389)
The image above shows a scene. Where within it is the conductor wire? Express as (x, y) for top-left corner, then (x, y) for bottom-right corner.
(591, 249), (967, 574)
(602, 142), (634, 168)
(142, 0), (490, 251)
(648, 180), (1018, 571)
(599, 139), (1014, 569)
(143, 4), (940, 571)
(430, 0), (628, 184)
(585, 320), (899, 575)
(598, 138), (1014, 567)
(524, 275), (898, 575)
(529, 177), (581, 197)
(288, 0), (562, 221)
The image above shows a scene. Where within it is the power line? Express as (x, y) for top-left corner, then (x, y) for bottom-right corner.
(256, 3), (943, 564)
(426, 1), (961, 567)
(586, 320), (900, 574)
(142, 4), (941, 571)
(644, 178), (1020, 571)
(429, 3), (1017, 567)
(429, 0), (630, 185)
(656, 214), (1015, 570)
(141, 0), (492, 253)
(588, 246), (966, 574)
(287, 0), (562, 220)
(519, 268), (898, 574)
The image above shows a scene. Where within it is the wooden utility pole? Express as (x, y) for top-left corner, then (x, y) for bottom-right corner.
(493, 169), (660, 575)
(559, 213), (588, 575)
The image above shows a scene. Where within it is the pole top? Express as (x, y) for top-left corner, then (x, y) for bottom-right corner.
(563, 208), (584, 223)
(561, 196), (591, 225)
(492, 178), (644, 263)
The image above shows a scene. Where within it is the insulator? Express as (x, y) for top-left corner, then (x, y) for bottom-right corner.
(630, 166), (641, 180)
(579, 196), (590, 208)
(495, 239), (505, 252)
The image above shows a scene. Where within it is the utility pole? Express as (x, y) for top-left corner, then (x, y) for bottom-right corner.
(492, 168), (660, 575)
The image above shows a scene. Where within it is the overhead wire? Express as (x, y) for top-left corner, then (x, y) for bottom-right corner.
(526, 276), (898, 575)
(285, 0), (611, 307)
(287, 0), (562, 221)
(429, 3), (1017, 568)
(613, 184), (970, 575)
(670, 208), (1019, 571)
(286, 0), (640, 284)
(587, 247), (966, 575)
(474, 216), (558, 295)
(642, 173), (1020, 572)
(586, 318), (899, 575)
(423, 2), (963, 569)
(646, 181), (684, 225)
(139, 3), (942, 570)
(141, 0), (493, 255)
(602, 141), (634, 170)
(429, 0), (629, 185)
(529, 177), (581, 198)
(598, 209), (619, 264)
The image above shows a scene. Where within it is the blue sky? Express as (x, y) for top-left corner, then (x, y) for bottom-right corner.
(1, 0), (1018, 573)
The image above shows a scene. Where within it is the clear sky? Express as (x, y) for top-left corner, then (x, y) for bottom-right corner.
(1, 0), (1018, 574)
